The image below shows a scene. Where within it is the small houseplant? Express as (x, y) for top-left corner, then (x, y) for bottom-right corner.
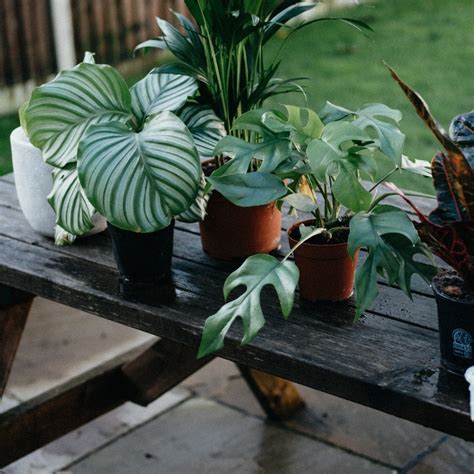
(197, 102), (436, 357)
(23, 53), (224, 299)
(388, 66), (474, 374)
(138, 0), (371, 259)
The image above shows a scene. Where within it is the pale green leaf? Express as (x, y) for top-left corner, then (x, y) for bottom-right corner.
(283, 193), (317, 212)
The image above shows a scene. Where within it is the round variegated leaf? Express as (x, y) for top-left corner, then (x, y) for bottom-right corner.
(48, 167), (96, 236)
(24, 63), (132, 168)
(78, 112), (201, 232)
(131, 70), (198, 123)
(178, 105), (226, 160)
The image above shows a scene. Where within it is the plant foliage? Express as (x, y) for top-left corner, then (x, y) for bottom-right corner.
(388, 65), (474, 289)
(23, 54), (225, 237)
(198, 101), (436, 358)
(137, 1), (371, 133)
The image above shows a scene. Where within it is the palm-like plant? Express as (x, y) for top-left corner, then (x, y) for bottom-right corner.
(137, 1), (371, 137)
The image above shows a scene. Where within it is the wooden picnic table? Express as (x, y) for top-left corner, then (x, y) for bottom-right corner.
(0, 172), (472, 467)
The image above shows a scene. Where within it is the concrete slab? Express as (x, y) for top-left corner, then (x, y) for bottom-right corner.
(182, 359), (443, 468)
(3, 388), (191, 474)
(2, 297), (156, 402)
(69, 397), (393, 474)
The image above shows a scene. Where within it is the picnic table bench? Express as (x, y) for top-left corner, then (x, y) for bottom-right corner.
(0, 173), (472, 467)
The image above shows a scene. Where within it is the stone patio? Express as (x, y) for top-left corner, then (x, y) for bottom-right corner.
(1, 299), (473, 473)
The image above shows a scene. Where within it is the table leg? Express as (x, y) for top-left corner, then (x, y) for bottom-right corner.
(238, 365), (305, 420)
(0, 285), (34, 397)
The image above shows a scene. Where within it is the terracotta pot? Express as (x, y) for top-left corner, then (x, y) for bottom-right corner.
(199, 191), (282, 260)
(288, 220), (358, 302)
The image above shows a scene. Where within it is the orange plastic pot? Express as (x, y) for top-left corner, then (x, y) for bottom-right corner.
(288, 220), (358, 302)
(199, 191), (282, 260)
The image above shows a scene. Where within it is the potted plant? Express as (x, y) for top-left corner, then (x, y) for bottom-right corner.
(387, 66), (474, 375)
(138, 1), (371, 259)
(23, 53), (224, 299)
(197, 102), (437, 358)
(10, 116), (106, 243)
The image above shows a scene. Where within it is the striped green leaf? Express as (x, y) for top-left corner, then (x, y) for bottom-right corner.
(48, 167), (96, 236)
(24, 63), (132, 168)
(131, 70), (198, 122)
(178, 104), (226, 160)
(78, 112), (201, 232)
(177, 173), (210, 223)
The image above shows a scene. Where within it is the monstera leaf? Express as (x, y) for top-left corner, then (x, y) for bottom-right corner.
(348, 207), (424, 318)
(320, 101), (405, 164)
(24, 63), (132, 168)
(78, 112), (200, 232)
(198, 254), (299, 359)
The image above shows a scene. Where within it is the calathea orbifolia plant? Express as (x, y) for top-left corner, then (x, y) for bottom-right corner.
(23, 53), (225, 239)
(197, 103), (436, 357)
(137, 0), (371, 135)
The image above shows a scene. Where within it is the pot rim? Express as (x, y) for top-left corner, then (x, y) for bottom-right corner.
(287, 219), (349, 249)
(432, 277), (474, 306)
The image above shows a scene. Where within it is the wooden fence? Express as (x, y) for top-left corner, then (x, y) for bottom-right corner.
(0, 0), (57, 86)
(0, 0), (187, 87)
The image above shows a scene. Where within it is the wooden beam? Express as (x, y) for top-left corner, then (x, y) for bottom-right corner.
(122, 338), (213, 406)
(0, 285), (33, 397)
(0, 339), (211, 467)
(238, 365), (305, 420)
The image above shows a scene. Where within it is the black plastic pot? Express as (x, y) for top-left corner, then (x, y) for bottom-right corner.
(433, 280), (474, 375)
(108, 221), (175, 302)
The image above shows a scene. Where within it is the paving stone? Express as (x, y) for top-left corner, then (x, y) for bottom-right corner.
(182, 359), (442, 468)
(4, 297), (156, 401)
(408, 437), (474, 474)
(2, 388), (191, 474)
(69, 397), (393, 474)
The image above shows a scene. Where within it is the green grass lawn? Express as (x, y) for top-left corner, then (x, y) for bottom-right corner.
(266, 0), (474, 163)
(1, 0), (472, 179)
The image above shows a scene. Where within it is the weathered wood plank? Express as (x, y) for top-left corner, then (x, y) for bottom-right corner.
(0, 285), (33, 397)
(238, 365), (305, 420)
(122, 338), (213, 406)
(0, 233), (471, 440)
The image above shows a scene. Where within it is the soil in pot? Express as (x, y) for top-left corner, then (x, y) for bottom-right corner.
(288, 220), (358, 302)
(108, 222), (176, 303)
(199, 160), (282, 260)
(433, 271), (474, 375)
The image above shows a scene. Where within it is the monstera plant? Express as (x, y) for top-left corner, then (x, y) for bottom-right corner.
(387, 66), (474, 375)
(198, 102), (436, 358)
(137, 0), (372, 260)
(23, 53), (225, 297)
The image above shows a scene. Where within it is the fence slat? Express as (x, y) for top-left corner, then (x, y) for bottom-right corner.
(0, 0), (187, 87)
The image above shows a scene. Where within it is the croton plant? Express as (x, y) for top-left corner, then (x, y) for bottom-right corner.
(387, 66), (474, 291)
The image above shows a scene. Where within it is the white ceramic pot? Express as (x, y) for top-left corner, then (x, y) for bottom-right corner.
(10, 127), (106, 238)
